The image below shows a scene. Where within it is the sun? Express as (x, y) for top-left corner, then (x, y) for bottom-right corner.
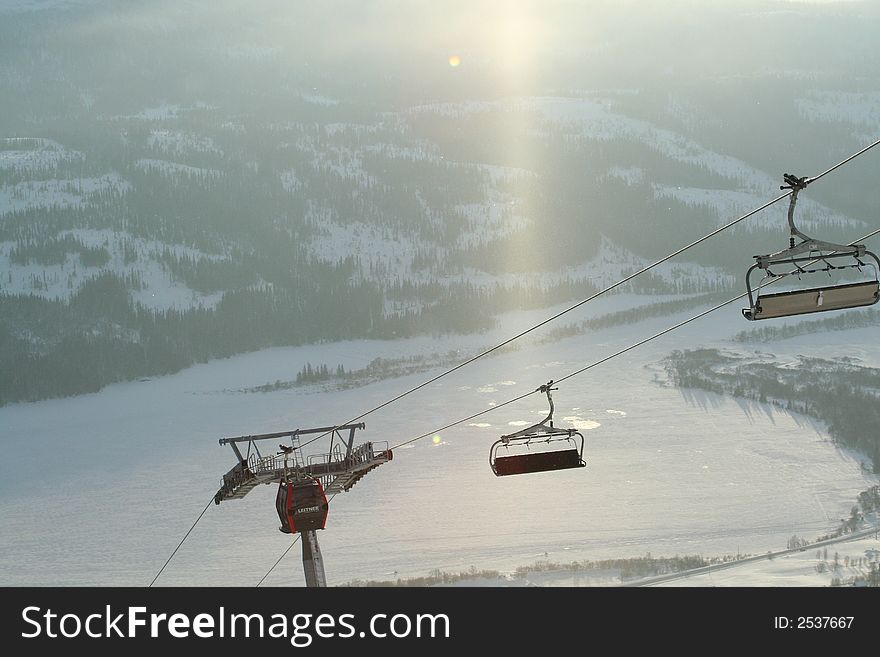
(448, 55), (461, 68)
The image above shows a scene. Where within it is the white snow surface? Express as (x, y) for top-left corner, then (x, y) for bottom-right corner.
(0, 138), (83, 171)
(303, 94), (340, 107)
(307, 216), (734, 295)
(115, 103), (216, 122)
(520, 95), (781, 193)
(135, 158), (222, 178)
(148, 130), (222, 156)
(651, 184), (861, 232)
(0, 294), (877, 586)
(454, 236), (736, 291)
(0, 173), (130, 216)
(0, 228), (225, 310)
(653, 534), (880, 587)
(128, 104), (182, 121)
(607, 166), (645, 185)
(437, 534), (880, 587)
(796, 91), (880, 139)
(279, 168), (302, 192)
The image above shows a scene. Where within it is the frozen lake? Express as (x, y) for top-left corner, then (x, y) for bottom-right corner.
(0, 294), (877, 586)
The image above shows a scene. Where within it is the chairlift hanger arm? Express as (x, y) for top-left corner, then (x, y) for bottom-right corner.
(755, 173), (865, 268)
(783, 175), (810, 244)
(498, 381), (568, 441)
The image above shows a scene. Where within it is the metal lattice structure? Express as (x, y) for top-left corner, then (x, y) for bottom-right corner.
(214, 423), (392, 504)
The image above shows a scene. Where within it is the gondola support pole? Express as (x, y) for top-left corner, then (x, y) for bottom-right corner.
(301, 530), (326, 588)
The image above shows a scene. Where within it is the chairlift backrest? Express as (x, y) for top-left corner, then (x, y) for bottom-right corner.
(492, 447), (585, 476)
(743, 280), (879, 321)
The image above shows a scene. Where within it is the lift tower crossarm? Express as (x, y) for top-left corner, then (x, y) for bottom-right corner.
(218, 423), (366, 468)
(218, 423), (366, 445)
(213, 422), (392, 504)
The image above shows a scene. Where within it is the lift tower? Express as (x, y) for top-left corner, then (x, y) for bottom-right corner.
(213, 423), (392, 586)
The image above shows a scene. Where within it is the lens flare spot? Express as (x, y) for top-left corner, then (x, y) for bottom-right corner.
(448, 55), (461, 67)
(432, 435), (442, 445)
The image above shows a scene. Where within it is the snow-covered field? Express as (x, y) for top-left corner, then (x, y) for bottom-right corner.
(0, 173), (130, 216)
(654, 533), (880, 587)
(796, 91), (880, 141)
(651, 184), (860, 233)
(147, 130), (222, 157)
(0, 293), (876, 587)
(135, 159), (222, 179)
(0, 228), (226, 310)
(0, 139), (82, 171)
(435, 533), (880, 587)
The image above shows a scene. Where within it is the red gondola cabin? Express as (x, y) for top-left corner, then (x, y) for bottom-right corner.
(276, 478), (329, 534)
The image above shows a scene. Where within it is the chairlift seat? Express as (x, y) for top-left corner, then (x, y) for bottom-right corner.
(743, 280), (879, 321)
(492, 447), (586, 476)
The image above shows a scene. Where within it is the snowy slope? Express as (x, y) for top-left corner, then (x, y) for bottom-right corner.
(413, 96), (871, 233)
(0, 139), (82, 170)
(0, 228), (225, 310)
(0, 173), (130, 216)
(656, 534), (880, 587)
(0, 294), (876, 586)
(419, 533), (880, 587)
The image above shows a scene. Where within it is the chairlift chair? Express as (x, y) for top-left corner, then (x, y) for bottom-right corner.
(489, 381), (586, 476)
(743, 173), (879, 321)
